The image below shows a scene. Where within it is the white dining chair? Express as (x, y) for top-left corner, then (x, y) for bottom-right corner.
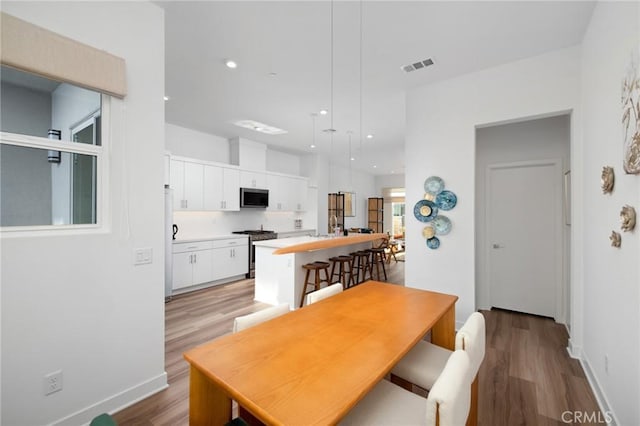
(305, 282), (343, 305)
(232, 303), (290, 332)
(391, 312), (485, 391)
(340, 350), (472, 426)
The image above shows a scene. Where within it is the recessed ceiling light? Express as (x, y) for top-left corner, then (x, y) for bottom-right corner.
(373, 165), (377, 168)
(163, 96), (170, 101)
(366, 134), (373, 139)
(319, 109), (328, 115)
(225, 59), (238, 69)
(233, 119), (287, 135)
(310, 144), (316, 149)
(350, 157), (355, 161)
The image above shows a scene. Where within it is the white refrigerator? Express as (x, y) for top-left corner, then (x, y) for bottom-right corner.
(164, 184), (173, 300)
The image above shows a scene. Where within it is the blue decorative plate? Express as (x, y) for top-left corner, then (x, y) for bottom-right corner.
(413, 199), (438, 223)
(424, 176), (445, 195)
(426, 237), (440, 249)
(432, 215), (452, 235)
(435, 190), (457, 210)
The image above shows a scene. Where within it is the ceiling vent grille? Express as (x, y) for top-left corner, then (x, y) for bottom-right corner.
(401, 58), (434, 73)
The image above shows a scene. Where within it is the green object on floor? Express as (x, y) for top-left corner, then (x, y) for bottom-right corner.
(90, 413), (117, 426)
(225, 418), (249, 426)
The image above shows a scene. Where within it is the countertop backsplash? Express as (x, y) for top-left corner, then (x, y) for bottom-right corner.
(172, 209), (309, 240)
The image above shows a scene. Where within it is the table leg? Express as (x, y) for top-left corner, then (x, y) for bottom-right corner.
(189, 366), (231, 426)
(430, 303), (455, 350)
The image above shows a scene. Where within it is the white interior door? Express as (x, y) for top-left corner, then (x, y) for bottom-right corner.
(487, 160), (562, 318)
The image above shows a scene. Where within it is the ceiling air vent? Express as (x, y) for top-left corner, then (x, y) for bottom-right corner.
(401, 58), (434, 73)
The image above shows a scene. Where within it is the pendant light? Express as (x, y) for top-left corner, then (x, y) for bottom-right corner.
(310, 113), (317, 149)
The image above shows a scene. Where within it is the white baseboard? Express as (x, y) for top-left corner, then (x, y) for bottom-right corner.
(567, 338), (581, 359)
(53, 372), (168, 426)
(578, 353), (619, 426)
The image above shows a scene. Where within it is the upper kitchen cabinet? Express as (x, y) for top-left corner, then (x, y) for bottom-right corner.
(267, 173), (308, 212)
(170, 158), (203, 211)
(204, 165), (240, 211)
(240, 170), (267, 189)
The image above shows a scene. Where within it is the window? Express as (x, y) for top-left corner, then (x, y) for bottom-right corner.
(0, 66), (107, 230)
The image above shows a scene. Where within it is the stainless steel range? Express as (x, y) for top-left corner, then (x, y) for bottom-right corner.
(232, 230), (278, 278)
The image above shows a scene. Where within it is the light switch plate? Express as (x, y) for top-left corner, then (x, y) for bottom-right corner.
(134, 248), (153, 265)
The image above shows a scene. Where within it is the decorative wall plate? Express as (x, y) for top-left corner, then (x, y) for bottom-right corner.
(426, 237), (440, 249)
(424, 176), (445, 195)
(422, 225), (436, 239)
(413, 199), (438, 222)
(601, 166), (614, 194)
(432, 215), (452, 235)
(435, 190), (458, 210)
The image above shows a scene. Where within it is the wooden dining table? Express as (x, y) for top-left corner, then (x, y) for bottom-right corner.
(183, 280), (458, 426)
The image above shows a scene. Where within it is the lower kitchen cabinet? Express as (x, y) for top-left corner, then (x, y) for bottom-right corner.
(212, 238), (248, 280)
(172, 241), (214, 290)
(172, 236), (248, 292)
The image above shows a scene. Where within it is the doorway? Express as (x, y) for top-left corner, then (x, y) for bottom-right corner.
(475, 115), (570, 323)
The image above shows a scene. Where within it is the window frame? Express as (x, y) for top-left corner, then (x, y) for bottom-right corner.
(0, 96), (110, 236)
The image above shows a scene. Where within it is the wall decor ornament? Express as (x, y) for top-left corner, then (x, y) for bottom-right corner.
(620, 205), (636, 232)
(622, 46), (640, 174)
(414, 176), (458, 250)
(601, 166), (615, 194)
(610, 230), (621, 248)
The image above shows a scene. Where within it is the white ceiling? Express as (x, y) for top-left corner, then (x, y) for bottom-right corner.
(159, 1), (595, 175)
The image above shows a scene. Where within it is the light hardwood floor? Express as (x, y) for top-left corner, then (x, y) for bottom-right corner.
(113, 259), (600, 425)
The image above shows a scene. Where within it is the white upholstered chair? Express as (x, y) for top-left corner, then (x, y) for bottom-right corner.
(232, 303), (290, 333)
(340, 350), (472, 426)
(391, 312), (485, 391)
(305, 283), (343, 305)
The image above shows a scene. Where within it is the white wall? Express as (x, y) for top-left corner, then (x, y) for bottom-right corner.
(405, 46), (581, 333)
(166, 122), (229, 163)
(329, 164), (376, 231)
(0, 2), (166, 425)
(580, 2), (639, 424)
(267, 149), (301, 176)
(475, 115), (571, 323)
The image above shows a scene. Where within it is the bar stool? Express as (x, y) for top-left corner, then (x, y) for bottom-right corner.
(329, 255), (355, 289)
(350, 251), (371, 285)
(299, 261), (331, 308)
(367, 247), (387, 281)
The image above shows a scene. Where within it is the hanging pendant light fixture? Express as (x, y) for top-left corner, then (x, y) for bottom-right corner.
(310, 113), (317, 149)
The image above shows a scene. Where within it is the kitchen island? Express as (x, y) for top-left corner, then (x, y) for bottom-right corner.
(253, 233), (386, 308)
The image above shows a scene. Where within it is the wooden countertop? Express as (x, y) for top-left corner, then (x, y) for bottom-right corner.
(271, 232), (387, 254)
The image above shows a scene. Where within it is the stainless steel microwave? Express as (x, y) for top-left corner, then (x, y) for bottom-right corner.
(240, 187), (269, 208)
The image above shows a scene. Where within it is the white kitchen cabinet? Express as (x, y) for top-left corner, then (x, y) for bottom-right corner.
(267, 174), (307, 211)
(240, 170), (267, 189)
(204, 165), (240, 211)
(212, 237), (248, 280)
(170, 159), (204, 210)
(172, 241), (214, 290)
(292, 176), (308, 211)
(266, 173), (287, 211)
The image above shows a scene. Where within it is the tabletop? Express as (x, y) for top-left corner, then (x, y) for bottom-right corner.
(184, 281), (457, 425)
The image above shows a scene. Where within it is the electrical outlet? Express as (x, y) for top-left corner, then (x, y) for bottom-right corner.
(43, 370), (63, 395)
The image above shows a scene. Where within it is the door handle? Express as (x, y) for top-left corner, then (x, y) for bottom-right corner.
(492, 244), (504, 249)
